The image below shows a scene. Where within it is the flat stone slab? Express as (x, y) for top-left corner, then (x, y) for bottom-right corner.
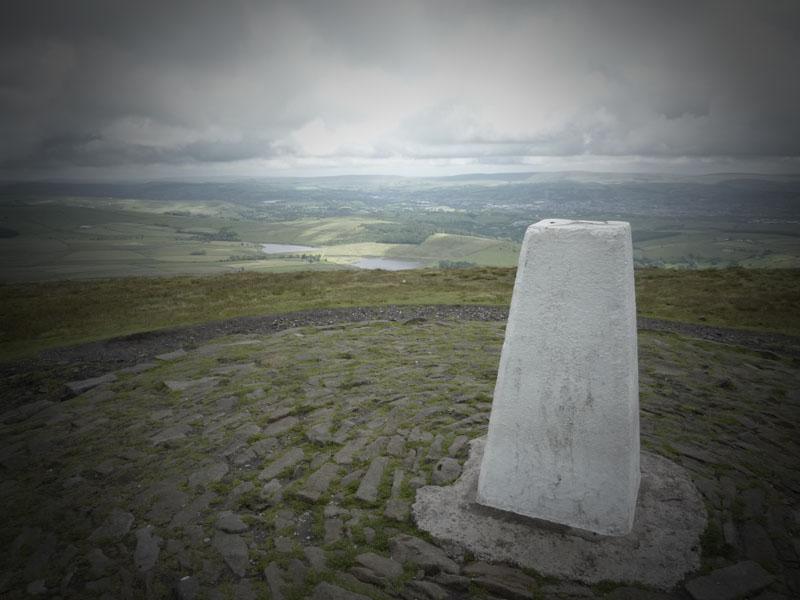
(187, 462), (229, 488)
(296, 462), (339, 502)
(164, 377), (218, 392)
(259, 448), (304, 481)
(413, 437), (707, 589)
(155, 349), (187, 361)
(684, 560), (774, 600)
(89, 508), (135, 540)
(355, 456), (389, 502)
(65, 373), (117, 397)
(0, 400), (53, 424)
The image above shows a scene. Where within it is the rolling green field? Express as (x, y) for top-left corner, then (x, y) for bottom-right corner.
(1, 187), (799, 283)
(1, 266), (798, 362)
(0, 197), (524, 282)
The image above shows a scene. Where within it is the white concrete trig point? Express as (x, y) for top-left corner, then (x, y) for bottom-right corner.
(477, 219), (640, 536)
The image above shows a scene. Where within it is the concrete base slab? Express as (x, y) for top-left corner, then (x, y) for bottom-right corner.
(413, 437), (707, 589)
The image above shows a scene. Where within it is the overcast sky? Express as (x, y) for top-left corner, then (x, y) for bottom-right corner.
(2, 0), (799, 180)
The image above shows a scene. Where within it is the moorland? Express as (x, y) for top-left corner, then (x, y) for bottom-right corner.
(1, 172), (799, 284)
(1, 172), (799, 598)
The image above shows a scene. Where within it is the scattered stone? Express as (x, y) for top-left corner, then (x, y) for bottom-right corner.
(685, 560), (774, 600)
(275, 536), (294, 552)
(89, 508), (134, 540)
(0, 400), (53, 424)
(335, 435), (370, 465)
(304, 546), (326, 572)
(408, 427), (434, 443)
(464, 561), (539, 600)
(340, 469), (365, 489)
(310, 451), (331, 470)
(65, 373), (118, 397)
(296, 462), (339, 502)
(264, 415), (298, 437)
(155, 349), (187, 361)
(274, 510), (295, 532)
(433, 572), (471, 591)
(245, 387), (266, 400)
(448, 435), (469, 457)
(287, 557), (307, 586)
(163, 377), (218, 392)
(147, 488), (190, 522)
(306, 421), (333, 445)
(391, 469), (404, 497)
(360, 436), (388, 461)
(188, 462), (229, 488)
(324, 518), (343, 543)
(264, 562), (286, 600)
(233, 577), (256, 600)
(201, 558), (222, 585)
(431, 457), (461, 485)
(26, 580), (47, 596)
(63, 474), (84, 489)
(212, 531), (249, 577)
(408, 475), (427, 489)
(226, 481), (255, 506)
(149, 424), (190, 447)
(170, 491), (216, 529)
(93, 457), (119, 475)
(425, 434), (444, 463)
(355, 552), (404, 579)
(259, 448), (304, 481)
(355, 456), (389, 502)
(350, 566), (388, 588)
(118, 362), (157, 374)
(402, 579), (449, 600)
(260, 479), (282, 502)
(385, 498), (410, 522)
(175, 575), (199, 600)
(388, 534), (459, 574)
(57, 544), (79, 569)
(741, 488), (766, 519)
(741, 520), (779, 569)
(671, 442), (719, 465)
(134, 526), (162, 572)
(21, 531), (57, 580)
(87, 547), (114, 577)
(363, 527), (376, 544)
(166, 538), (192, 570)
(403, 448), (417, 469)
(84, 575), (114, 594)
(719, 477), (737, 509)
(216, 511), (249, 534)
(311, 581), (370, 600)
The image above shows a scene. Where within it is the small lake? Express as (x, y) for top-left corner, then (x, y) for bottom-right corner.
(261, 243), (321, 254)
(353, 257), (424, 270)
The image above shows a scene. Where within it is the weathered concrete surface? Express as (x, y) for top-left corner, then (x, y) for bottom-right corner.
(478, 219), (640, 536)
(415, 437), (706, 589)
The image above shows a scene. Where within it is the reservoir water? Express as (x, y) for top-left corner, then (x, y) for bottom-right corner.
(260, 244), (423, 270)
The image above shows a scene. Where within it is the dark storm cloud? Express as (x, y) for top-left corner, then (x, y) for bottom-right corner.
(1, 0), (798, 178)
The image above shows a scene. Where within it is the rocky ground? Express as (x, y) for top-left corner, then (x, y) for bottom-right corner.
(1, 307), (798, 599)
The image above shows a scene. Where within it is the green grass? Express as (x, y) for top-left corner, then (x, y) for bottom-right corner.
(634, 267), (800, 334)
(0, 266), (798, 362)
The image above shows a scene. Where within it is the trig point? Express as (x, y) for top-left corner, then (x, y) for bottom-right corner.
(477, 219), (640, 536)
